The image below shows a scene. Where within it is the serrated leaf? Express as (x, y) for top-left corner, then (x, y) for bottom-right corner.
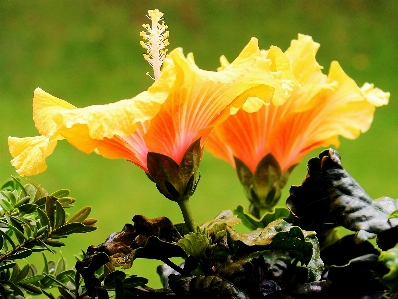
(18, 282), (43, 294)
(177, 231), (211, 259)
(55, 200), (66, 229)
(134, 236), (187, 260)
(50, 189), (70, 198)
(201, 210), (241, 233)
(67, 206), (91, 223)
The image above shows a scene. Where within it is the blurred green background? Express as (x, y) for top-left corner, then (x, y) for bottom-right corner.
(1, 0), (397, 289)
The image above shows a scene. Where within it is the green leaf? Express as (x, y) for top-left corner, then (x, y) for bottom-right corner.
(57, 197), (76, 207)
(14, 196), (31, 208)
(0, 261), (16, 271)
(10, 263), (20, 282)
(18, 282), (43, 294)
(67, 206), (91, 223)
(58, 286), (74, 299)
(226, 219), (323, 279)
(13, 264), (30, 283)
(24, 184), (37, 201)
(55, 255), (67, 276)
(8, 223), (27, 243)
(104, 270), (126, 287)
(9, 249), (33, 260)
(44, 240), (66, 247)
(50, 189), (70, 198)
(7, 281), (24, 297)
(37, 207), (50, 229)
(19, 274), (45, 284)
(234, 205), (292, 230)
(134, 236), (187, 260)
(51, 222), (96, 237)
(42, 253), (49, 274)
(46, 196), (55, 229)
(0, 230), (16, 250)
(115, 277), (125, 299)
(123, 275), (148, 288)
(379, 245), (398, 291)
(11, 176), (27, 197)
(1, 190), (17, 206)
(201, 210), (241, 233)
(389, 209), (398, 219)
(177, 231), (211, 259)
(54, 200), (66, 229)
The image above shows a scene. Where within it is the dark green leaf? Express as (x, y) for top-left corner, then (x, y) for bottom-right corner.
(43, 273), (69, 290)
(37, 208), (50, 229)
(169, 274), (250, 298)
(42, 253), (49, 274)
(19, 274), (45, 284)
(55, 270), (75, 284)
(67, 206), (91, 223)
(10, 263), (20, 282)
(0, 234), (3, 251)
(104, 270), (126, 287)
(0, 229), (15, 250)
(42, 289), (56, 299)
(18, 203), (38, 214)
(8, 223), (27, 243)
(55, 200), (66, 229)
(44, 239), (66, 247)
(123, 275), (148, 288)
(9, 249), (32, 260)
(134, 236), (187, 260)
(115, 277), (124, 299)
(35, 225), (49, 237)
(50, 189), (70, 198)
(7, 281), (24, 297)
(46, 196), (55, 229)
(0, 261), (16, 271)
(14, 196), (30, 208)
(18, 282), (43, 294)
(13, 264), (30, 283)
(58, 286), (75, 299)
(52, 222), (96, 237)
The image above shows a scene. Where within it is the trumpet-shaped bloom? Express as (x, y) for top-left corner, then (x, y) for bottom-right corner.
(9, 39), (296, 178)
(206, 34), (389, 210)
(207, 34), (389, 174)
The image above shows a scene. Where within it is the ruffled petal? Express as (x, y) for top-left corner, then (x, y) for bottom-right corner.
(8, 135), (59, 176)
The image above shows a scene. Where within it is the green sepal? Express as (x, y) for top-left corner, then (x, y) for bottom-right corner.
(147, 138), (202, 202)
(234, 154), (297, 213)
(234, 205), (292, 230)
(378, 245), (398, 291)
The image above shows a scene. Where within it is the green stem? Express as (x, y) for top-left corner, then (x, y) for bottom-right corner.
(177, 199), (195, 232)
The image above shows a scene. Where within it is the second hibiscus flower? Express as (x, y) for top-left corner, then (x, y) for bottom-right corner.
(206, 34), (389, 216)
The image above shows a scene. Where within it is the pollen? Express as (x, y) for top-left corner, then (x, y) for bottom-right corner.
(140, 9), (170, 80)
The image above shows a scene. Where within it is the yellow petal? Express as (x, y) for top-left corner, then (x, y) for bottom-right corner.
(33, 88), (76, 137)
(360, 82), (390, 107)
(8, 135), (59, 176)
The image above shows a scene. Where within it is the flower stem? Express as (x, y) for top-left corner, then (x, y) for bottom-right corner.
(177, 199), (195, 232)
